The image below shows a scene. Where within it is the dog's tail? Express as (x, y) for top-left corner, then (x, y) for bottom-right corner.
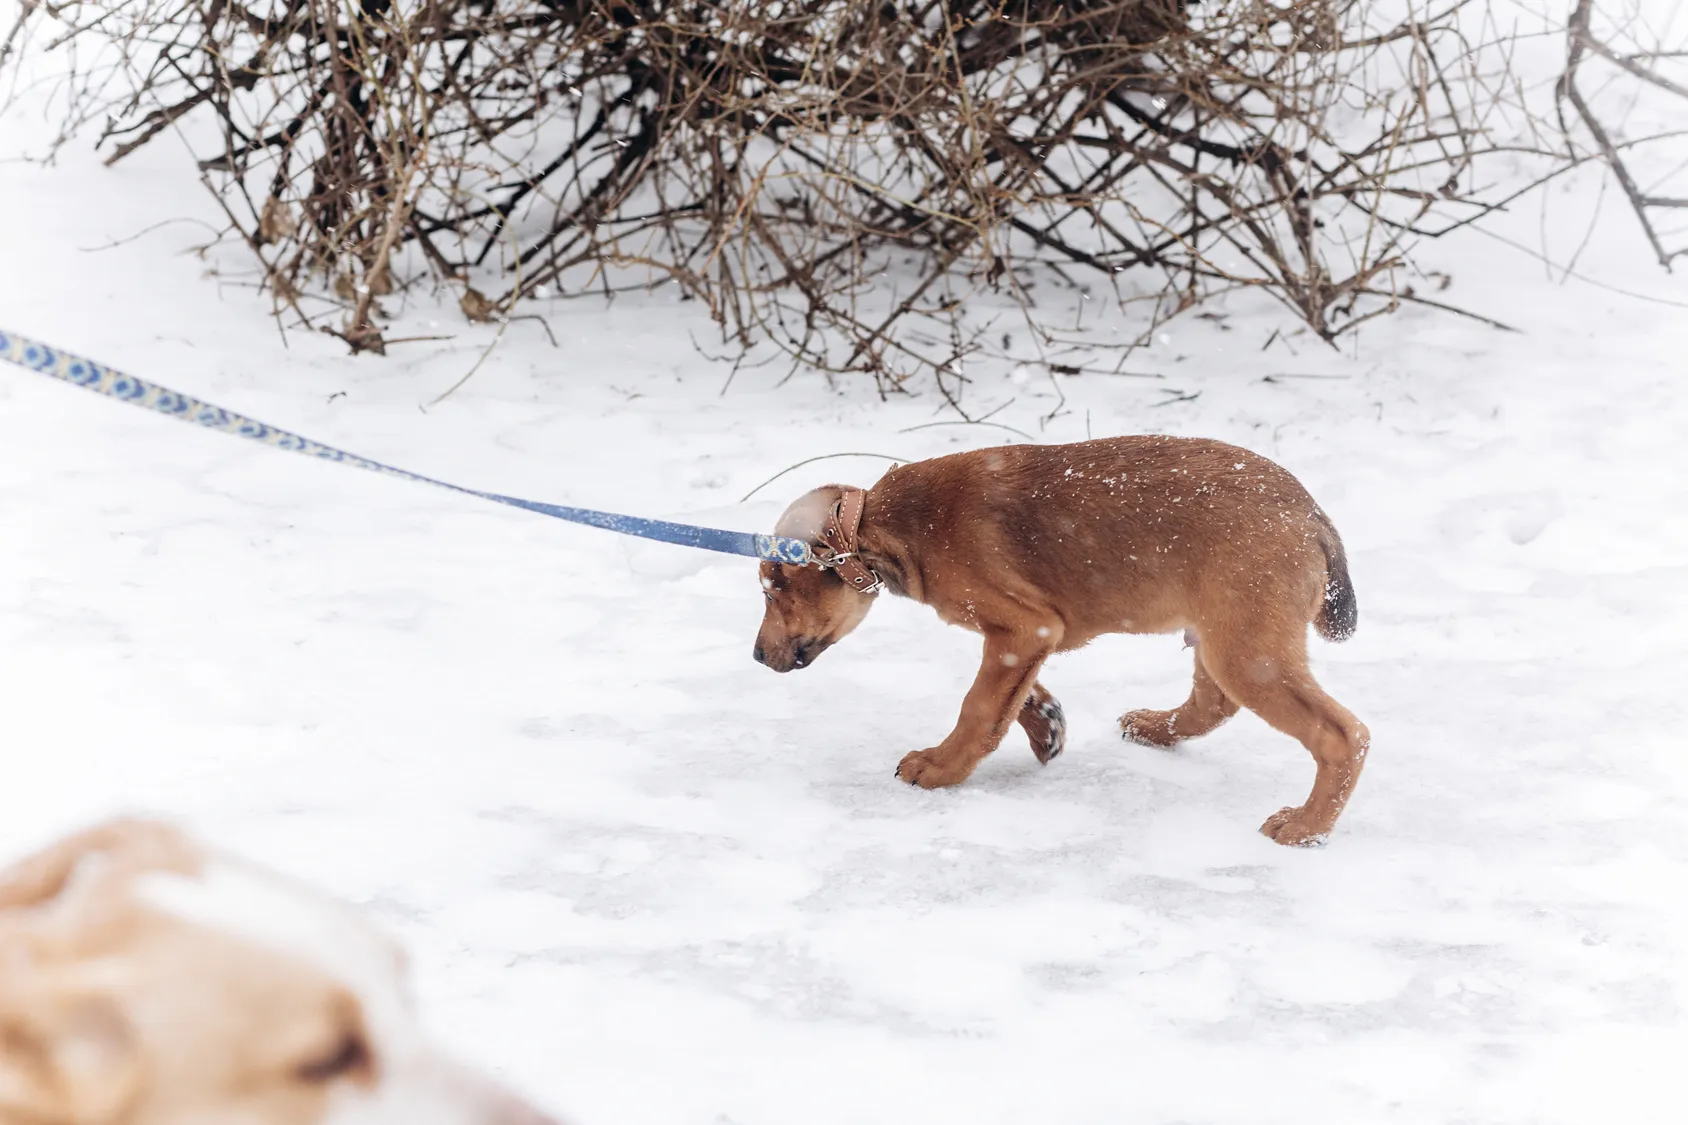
(1311, 508), (1358, 643)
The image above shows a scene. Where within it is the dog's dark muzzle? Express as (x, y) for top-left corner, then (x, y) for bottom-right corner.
(754, 638), (826, 672)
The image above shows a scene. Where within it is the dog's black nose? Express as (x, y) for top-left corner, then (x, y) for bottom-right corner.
(753, 644), (766, 665)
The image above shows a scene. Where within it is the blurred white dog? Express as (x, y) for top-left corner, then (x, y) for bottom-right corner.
(0, 819), (561, 1125)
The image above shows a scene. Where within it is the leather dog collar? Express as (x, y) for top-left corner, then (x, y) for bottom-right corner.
(816, 487), (882, 595)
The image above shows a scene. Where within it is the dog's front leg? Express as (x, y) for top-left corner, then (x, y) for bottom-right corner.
(897, 628), (1053, 788)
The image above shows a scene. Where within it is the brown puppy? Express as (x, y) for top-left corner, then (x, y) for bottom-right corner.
(754, 435), (1369, 846)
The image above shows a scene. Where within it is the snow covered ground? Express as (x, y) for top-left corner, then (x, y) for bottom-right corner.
(3, 19), (1687, 1125)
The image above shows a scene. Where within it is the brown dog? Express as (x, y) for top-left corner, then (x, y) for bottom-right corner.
(753, 435), (1369, 846)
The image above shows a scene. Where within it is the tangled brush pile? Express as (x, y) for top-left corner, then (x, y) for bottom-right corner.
(6, 1), (1682, 396)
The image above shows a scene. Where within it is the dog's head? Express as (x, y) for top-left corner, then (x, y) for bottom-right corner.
(753, 486), (875, 673)
(0, 819), (559, 1125)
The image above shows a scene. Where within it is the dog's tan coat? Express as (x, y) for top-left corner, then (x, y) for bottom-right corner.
(0, 820), (556, 1125)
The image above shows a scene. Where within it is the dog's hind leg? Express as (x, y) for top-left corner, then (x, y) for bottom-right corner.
(897, 626), (1055, 788)
(1200, 633), (1370, 846)
(1120, 647), (1239, 748)
(1018, 681), (1066, 764)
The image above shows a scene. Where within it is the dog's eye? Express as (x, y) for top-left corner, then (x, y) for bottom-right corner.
(763, 590), (774, 604)
(296, 1031), (371, 1084)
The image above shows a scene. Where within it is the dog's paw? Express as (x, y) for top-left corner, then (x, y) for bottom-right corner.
(1120, 708), (1179, 748)
(1020, 694), (1066, 765)
(1259, 806), (1331, 847)
(895, 750), (968, 789)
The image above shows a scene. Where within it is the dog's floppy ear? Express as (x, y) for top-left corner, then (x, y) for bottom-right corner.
(773, 485), (848, 545)
(0, 985), (141, 1124)
(0, 819), (200, 914)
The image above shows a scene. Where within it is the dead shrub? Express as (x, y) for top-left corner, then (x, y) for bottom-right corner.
(3, 1), (1682, 399)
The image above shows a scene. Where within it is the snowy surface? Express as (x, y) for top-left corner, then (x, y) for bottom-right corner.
(3, 18), (1688, 1125)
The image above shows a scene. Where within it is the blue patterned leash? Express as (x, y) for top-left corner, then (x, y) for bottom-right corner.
(0, 329), (813, 565)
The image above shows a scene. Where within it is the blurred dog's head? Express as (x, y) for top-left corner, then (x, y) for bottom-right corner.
(0, 819), (559, 1125)
(753, 487), (875, 673)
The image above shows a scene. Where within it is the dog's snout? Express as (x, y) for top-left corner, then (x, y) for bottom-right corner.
(495, 1098), (564, 1125)
(751, 638), (820, 673)
(416, 1052), (565, 1125)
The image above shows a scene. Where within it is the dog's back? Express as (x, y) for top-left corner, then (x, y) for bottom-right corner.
(871, 435), (1353, 645)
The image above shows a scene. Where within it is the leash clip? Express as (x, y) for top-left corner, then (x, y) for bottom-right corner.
(819, 552), (883, 595)
(814, 550), (882, 595)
